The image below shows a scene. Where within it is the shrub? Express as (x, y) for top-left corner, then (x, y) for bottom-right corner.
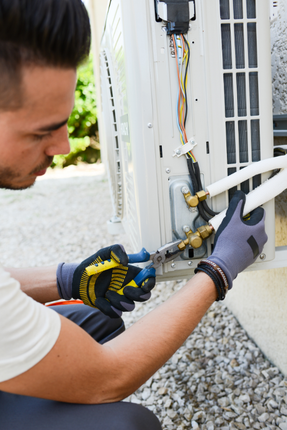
(52, 56), (100, 168)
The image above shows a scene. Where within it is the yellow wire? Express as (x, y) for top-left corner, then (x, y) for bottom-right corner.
(177, 35), (196, 163)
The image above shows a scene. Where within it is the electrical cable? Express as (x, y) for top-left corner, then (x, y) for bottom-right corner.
(172, 33), (218, 225)
(193, 162), (219, 217)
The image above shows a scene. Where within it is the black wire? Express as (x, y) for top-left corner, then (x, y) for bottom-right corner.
(187, 158), (199, 193)
(193, 162), (219, 217)
(187, 159), (210, 221)
(274, 147), (287, 157)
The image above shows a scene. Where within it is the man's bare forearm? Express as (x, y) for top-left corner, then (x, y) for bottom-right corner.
(103, 272), (217, 401)
(5, 266), (61, 303)
(0, 271), (217, 404)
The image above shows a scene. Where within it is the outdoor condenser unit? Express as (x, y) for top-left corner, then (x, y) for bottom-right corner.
(99, 0), (275, 281)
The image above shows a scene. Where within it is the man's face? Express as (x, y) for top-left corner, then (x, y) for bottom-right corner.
(0, 66), (77, 189)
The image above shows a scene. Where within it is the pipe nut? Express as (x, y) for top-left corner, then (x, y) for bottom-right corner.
(196, 190), (207, 201)
(189, 234), (203, 249)
(197, 225), (214, 239)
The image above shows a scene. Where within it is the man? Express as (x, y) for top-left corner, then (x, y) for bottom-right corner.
(0, 1), (267, 429)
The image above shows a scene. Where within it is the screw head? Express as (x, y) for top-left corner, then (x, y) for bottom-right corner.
(166, 168), (171, 174)
(171, 263), (176, 268)
(188, 261), (192, 266)
(175, 149), (181, 156)
(147, 123), (153, 128)
(189, 207), (197, 213)
(181, 186), (189, 194)
(260, 253), (266, 260)
(183, 225), (190, 233)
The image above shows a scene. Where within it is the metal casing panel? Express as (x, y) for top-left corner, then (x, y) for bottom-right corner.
(99, 0), (274, 280)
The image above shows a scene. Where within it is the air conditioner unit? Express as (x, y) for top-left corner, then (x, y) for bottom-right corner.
(99, 0), (276, 281)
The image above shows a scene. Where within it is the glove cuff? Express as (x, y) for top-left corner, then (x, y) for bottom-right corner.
(207, 256), (234, 289)
(56, 262), (78, 300)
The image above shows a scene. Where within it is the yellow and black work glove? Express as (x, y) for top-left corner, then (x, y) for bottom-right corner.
(56, 244), (156, 318)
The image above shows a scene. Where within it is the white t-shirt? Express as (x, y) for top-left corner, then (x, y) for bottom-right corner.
(0, 266), (61, 382)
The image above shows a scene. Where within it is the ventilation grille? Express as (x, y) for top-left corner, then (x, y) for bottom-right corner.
(101, 50), (123, 217)
(220, 0), (261, 201)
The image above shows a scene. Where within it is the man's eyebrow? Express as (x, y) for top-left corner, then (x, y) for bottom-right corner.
(35, 118), (69, 132)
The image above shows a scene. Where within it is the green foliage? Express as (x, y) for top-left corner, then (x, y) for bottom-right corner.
(52, 56), (100, 168)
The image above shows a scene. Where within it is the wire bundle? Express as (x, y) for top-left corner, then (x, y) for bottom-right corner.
(172, 33), (218, 225)
(172, 34), (194, 160)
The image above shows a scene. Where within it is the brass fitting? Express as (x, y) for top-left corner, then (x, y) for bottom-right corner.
(182, 188), (207, 208)
(189, 232), (203, 249)
(182, 190), (198, 207)
(177, 238), (189, 251)
(197, 224), (214, 240)
(196, 190), (207, 202)
(177, 224), (214, 251)
(182, 228), (203, 249)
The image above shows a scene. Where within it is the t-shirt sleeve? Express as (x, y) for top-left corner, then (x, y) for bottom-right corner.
(0, 267), (61, 382)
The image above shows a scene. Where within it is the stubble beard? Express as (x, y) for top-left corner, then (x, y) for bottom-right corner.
(0, 156), (54, 190)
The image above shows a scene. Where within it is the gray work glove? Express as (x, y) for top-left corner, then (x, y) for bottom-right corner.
(207, 190), (268, 288)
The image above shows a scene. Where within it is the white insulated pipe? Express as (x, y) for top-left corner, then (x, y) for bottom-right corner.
(206, 155), (287, 197)
(209, 167), (287, 231)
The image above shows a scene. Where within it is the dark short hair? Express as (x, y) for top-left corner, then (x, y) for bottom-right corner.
(0, 0), (91, 110)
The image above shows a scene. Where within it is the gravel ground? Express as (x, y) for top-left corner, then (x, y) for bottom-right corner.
(0, 164), (287, 430)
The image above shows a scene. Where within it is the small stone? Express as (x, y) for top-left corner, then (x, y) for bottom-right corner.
(279, 424), (287, 430)
(184, 411), (192, 420)
(258, 413), (270, 423)
(243, 417), (250, 427)
(218, 397), (229, 407)
(255, 404), (267, 414)
(192, 411), (205, 422)
(230, 359), (239, 368)
(234, 424), (246, 430)
(268, 399), (279, 409)
(281, 406), (287, 415)
(163, 416), (173, 426)
(167, 409), (178, 419)
(145, 395), (155, 405)
(224, 412), (238, 418)
(274, 388), (286, 396)
(164, 398), (172, 408)
(206, 421), (214, 430)
(191, 421), (199, 429)
(130, 394), (141, 404)
(141, 389), (150, 400)
(157, 387), (168, 395)
(239, 394), (251, 403)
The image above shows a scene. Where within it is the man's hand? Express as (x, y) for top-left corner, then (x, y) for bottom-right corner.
(207, 190), (268, 288)
(57, 245), (156, 318)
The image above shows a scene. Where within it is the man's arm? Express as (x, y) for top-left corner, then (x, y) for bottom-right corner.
(1, 191), (267, 404)
(0, 272), (216, 404)
(5, 266), (60, 303)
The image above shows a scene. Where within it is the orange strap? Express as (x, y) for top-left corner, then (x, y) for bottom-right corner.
(46, 300), (83, 307)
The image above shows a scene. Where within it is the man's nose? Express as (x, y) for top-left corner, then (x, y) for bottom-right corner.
(45, 126), (71, 156)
